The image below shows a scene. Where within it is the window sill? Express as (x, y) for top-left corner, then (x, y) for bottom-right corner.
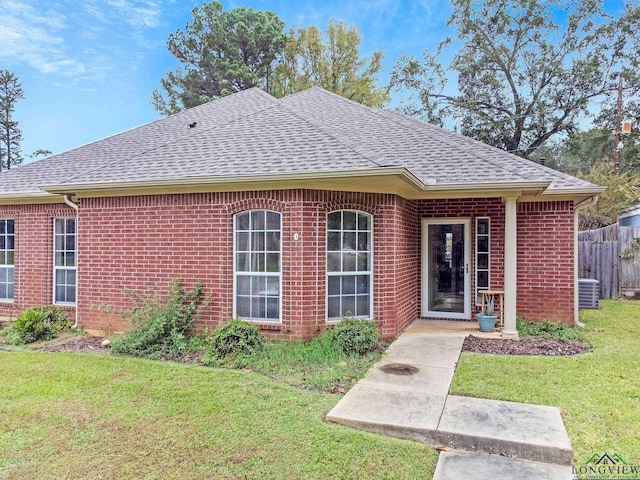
(251, 321), (284, 331)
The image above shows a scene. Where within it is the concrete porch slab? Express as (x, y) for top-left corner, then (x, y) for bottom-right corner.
(433, 450), (574, 480)
(325, 383), (445, 445)
(437, 396), (573, 465)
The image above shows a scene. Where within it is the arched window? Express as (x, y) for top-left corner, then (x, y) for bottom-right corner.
(327, 210), (372, 320)
(234, 210), (281, 322)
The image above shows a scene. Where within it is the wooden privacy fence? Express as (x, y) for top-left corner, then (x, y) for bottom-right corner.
(578, 224), (640, 299)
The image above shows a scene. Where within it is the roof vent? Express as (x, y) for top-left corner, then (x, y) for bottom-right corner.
(188, 122), (198, 128)
(539, 157), (545, 165)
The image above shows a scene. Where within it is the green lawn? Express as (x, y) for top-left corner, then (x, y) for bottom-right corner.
(0, 351), (437, 479)
(451, 299), (640, 464)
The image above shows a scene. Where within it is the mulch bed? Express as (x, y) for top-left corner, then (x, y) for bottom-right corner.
(462, 335), (589, 356)
(34, 333), (589, 357)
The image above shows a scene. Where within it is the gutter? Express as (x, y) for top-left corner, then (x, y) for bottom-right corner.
(63, 195), (80, 329)
(39, 167), (429, 194)
(573, 195), (599, 328)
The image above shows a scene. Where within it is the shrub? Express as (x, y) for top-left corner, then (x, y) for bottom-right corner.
(517, 318), (584, 342)
(110, 279), (205, 359)
(332, 316), (379, 355)
(3, 306), (70, 345)
(204, 319), (263, 366)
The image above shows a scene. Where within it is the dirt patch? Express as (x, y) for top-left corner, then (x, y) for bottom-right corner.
(462, 335), (589, 356)
(37, 336), (107, 353)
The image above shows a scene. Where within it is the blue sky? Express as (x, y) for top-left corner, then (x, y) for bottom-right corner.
(1, 0), (453, 162)
(0, 0), (626, 163)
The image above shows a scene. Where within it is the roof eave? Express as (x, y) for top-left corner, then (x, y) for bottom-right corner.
(0, 191), (64, 205)
(39, 167), (428, 197)
(33, 173), (601, 203)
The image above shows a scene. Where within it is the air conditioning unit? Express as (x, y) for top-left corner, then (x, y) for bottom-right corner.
(578, 278), (599, 309)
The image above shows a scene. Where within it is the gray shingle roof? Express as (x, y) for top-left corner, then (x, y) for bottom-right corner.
(0, 86), (597, 196)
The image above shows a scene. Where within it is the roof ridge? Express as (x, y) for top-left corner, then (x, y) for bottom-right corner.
(374, 110), (548, 183)
(55, 90), (281, 187)
(378, 109), (596, 188)
(278, 90), (388, 170)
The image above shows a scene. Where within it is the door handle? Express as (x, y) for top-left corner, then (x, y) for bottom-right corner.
(465, 263), (469, 274)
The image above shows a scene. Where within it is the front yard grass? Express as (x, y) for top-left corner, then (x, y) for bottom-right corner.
(0, 350), (437, 479)
(451, 299), (640, 463)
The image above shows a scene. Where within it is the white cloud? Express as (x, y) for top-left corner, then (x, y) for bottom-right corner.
(0, 0), (167, 86)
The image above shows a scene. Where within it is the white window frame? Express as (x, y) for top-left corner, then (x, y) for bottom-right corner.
(0, 219), (14, 301)
(233, 210), (282, 323)
(53, 217), (77, 305)
(326, 210), (373, 322)
(475, 217), (490, 305)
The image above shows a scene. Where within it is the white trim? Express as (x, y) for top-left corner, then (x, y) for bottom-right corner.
(502, 197), (518, 337)
(52, 217), (77, 306)
(475, 217), (491, 305)
(232, 210), (282, 323)
(0, 219), (14, 301)
(421, 218), (471, 320)
(326, 210), (374, 321)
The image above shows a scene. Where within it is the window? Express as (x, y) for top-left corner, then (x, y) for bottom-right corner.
(327, 211), (372, 320)
(54, 218), (77, 304)
(234, 210), (281, 321)
(475, 217), (490, 304)
(0, 219), (14, 301)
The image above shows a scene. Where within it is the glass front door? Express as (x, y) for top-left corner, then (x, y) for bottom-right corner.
(422, 219), (471, 319)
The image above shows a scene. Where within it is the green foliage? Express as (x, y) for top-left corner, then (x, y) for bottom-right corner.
(389, 0), (639, 158)
(516, 318), (584, 342)
(272, 20), (389, 108)
(204, 319), (263, 366)
(331, 316), (380, 355)
(0, 69), (25, 171)
(3, 306), (70, 345)
(110, 279), (205, 359)
(152, 1), (286, 114)
(210, 326), (383, 390)
(576, 161), (640, 230)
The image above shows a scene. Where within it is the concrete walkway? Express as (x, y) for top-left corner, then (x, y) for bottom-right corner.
(326, 322), (574, 479)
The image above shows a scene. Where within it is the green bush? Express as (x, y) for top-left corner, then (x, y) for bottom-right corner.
(332, 316), (379, 355)
(204, 319), (263, 366)
(3, 306), (70, 345)
(517, 318), (584, 341)
(110, 279), (205, 359)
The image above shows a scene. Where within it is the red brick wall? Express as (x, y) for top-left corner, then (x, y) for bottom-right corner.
(517, 201), (575, 323)
(76, 191), (407, 338)
(1, 193), (576, 336)
(0, 203), (77, 319)
(415, 198), (575, 323)
(416, 198), (506, 317)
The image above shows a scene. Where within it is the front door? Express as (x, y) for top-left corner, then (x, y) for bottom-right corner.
(422, 219), (471, 319)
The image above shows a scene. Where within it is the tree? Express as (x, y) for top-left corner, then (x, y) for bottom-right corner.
(272, 20), (389, 108)
(389, 0), (639, 157)
(152, 1), (286, 115)
(577, 161), (640, 230)
(0, 70), (24, 171)
(530, 128), (640, 176)
(30, 149), (53, 160)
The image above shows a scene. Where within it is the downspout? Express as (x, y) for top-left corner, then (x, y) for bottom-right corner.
(574, 196), (599, 328)
(63, 195), (79, 328)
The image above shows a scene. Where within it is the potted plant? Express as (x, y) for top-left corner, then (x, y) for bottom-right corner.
(477, 294), (498, 332)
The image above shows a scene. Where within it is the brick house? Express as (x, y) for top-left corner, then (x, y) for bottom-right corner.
(0, 87), (602, 339)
